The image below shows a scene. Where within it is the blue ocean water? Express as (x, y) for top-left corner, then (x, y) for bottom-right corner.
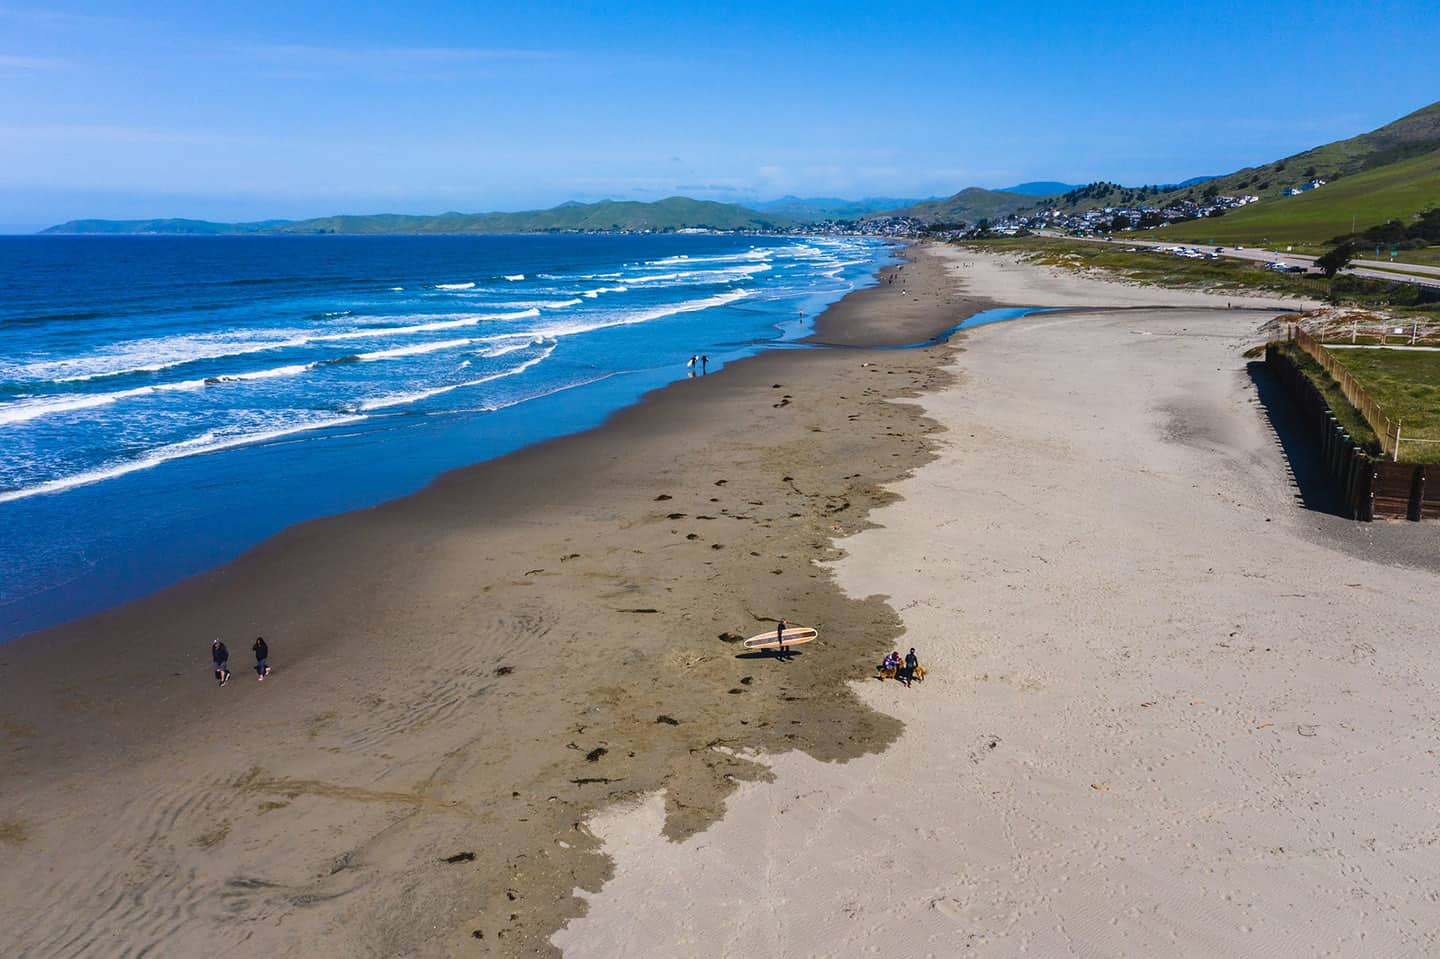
(0, 234), (892, 639)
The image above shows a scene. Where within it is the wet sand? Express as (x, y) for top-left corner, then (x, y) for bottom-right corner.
(554, 247), (1440, 957)
(0, 244), (990, 957)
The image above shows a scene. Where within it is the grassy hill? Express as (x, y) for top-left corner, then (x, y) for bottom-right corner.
(1156, 99), (1440, 209)
(1161, 147), (1440, 248)
(274, 197), (793, 234)
(885, 187), (1038, 225)
(43, 198), (793, 236)
(42, 218), (292, 235)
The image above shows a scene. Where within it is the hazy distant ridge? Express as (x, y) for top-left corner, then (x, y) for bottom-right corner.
(42, 198), (793, 236)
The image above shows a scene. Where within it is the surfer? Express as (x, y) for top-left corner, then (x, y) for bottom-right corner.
(701, 354), (709, 374)
(211, 639), (231, 687)
(902, 647), (920, 687)
(253, 636), (271, 682)
(775, 619), (789, 659)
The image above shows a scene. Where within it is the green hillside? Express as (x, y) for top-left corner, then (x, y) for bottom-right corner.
(886, 187), (1037, 225)
(273, 198), (793, 234)
(42, 198), (793, 236)
(1161, 147), (1440, 248)
(42, 217), (292, 235)
(1153, 99), (1440, 209)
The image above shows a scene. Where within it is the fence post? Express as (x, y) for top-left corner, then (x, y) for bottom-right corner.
(1394, 421), (1402, 463)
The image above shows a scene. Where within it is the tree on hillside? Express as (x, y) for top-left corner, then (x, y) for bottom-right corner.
(1317, 241), (1357, 278)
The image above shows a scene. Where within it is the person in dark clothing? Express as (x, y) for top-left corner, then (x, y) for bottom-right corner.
(212, 639), (231, 687)
(902, 647), (920, 687)
(775, 618), (789, 660)
(253, 636), (270, 682)
(700, 355), (709, 374)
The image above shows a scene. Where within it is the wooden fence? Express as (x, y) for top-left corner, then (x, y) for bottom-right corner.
(1265, 343), (1440, 520)
(1288, 326), (1401, 458)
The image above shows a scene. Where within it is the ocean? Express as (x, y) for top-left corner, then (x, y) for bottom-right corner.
(0, 233), (892, 640)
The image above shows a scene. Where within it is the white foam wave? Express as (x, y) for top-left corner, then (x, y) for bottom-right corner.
(0, 321), (537, 427)
(537, 290), (751, 339)
(0, 378), (207, 426)
(435, 282), (476, 290)
(504, 274), (525, 281)
(355, 338), (474, 361)
(356, 343), (556, 411)
(9, 309), (540, 386)
(309, 308), (539, 341)
(650, 249), (771, 266)
(212, 363), (313, 383)
(0, 415), (367, 505)
(483, 300), (582, 310)
(626, 264), (771, 285)
(582, 285), (629, 298)
(478, 336), (551, 359)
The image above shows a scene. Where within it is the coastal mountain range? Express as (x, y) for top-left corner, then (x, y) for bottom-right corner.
(39, 99), (1439, 239)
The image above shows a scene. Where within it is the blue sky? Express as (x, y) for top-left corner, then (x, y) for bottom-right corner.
(1, 0), (1437, 230)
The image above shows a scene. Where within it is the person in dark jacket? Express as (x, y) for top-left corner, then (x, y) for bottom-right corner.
(902, 647), (920, 688)
(253, 636), (270, 682)
(212, 639), (231, 687)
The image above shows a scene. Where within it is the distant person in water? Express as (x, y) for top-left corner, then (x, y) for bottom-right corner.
(253, 636), (271, 682)
(212, 639), (231, 687)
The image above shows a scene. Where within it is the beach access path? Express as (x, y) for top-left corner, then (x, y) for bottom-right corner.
(553, 248), (1439, 957)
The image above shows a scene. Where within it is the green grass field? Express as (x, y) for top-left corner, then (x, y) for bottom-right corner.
(1376, 247), (1440, 268)
(1278, 343), (1380, 450)
(1328, 347), (1440, 462)
(961, 237), (1328, 298)
(1159, 148), (1440, 249)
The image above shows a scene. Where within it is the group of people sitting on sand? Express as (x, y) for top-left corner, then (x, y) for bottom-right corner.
(878, 647), (922, 687)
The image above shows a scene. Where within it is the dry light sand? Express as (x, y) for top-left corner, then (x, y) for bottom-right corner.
(552, 247), (1439, 957)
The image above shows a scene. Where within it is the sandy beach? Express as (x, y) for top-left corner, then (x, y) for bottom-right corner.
(4, 240), (1434, 959)
(1, 246), (987, 957)
(553, 247), (1440, 957)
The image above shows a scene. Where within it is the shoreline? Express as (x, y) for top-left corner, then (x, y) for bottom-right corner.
(0, 234), (889, 644)
(552, 250), (1440, 957)
(0, 242), (993, 957)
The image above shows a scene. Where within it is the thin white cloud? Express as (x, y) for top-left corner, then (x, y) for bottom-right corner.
(0, 53), (68, 70)
(242, 44), (561, 67)
(0, 123), (256, 146)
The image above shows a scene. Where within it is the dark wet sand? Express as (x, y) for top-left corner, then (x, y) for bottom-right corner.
(0, 242), (993, 958)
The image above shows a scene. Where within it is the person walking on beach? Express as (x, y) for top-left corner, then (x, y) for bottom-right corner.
(211, 639), (231, 687)
(902, 647), (920, 688)
(253, 636), (271, 682)
(701, 354), (709, 374)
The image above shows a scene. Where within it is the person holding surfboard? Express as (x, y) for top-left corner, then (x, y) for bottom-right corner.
(775, 619), (790, 659)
